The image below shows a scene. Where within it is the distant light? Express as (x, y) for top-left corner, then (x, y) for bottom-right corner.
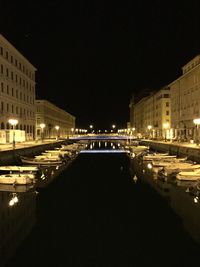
(8, 119), (18, 126)
(193, 118), (200, 125)
(55, 125), (60, 130)
(40, 123), (45, 129)
(194, 196), (199, 203)
(147, 163), (152, 169)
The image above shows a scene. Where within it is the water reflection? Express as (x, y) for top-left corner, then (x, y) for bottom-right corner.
(0, 185), (37, 267)
(87, 141), (125, 150)
(131, 155), (200, 244)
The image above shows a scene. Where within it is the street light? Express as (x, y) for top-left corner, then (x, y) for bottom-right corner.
(163, 122), (169, 142)
(147, 125), (152, 139)
(55, 125), (60, 140)
(40, 123), (46, 142)
(89, 125), (93, 133)
(193, 118), (200, 145)
(8, 119), (18, 149)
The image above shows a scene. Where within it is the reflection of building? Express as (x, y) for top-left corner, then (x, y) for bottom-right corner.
(169, 55), (200, 141)
(0, 190), (36, 267)
(36, 100), (76, 139)
(130, 87), (171, 139)
(0, 34), (36, 141)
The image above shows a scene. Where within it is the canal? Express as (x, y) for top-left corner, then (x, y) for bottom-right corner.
(3, 141), (200, 266)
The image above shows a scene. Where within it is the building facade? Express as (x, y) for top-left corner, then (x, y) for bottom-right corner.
(130, 87), (171, 139)
(0, 34), (36, 141)
(36, 100), (75, 139)
(169, 55), (200, 141)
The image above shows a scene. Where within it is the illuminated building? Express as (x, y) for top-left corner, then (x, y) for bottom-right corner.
(130, 87), (171, 139)
(169, 55), (200, 140)
(0, 34), (36, 141)
(36, 100), (75, 139)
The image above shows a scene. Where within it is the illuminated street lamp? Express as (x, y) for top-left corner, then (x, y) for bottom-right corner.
(40, 123), (46, 142)
(147, 125), (152, 139)
(89, 124), (93, 133)
(8, 119), (18, 149)
(163, 122), (169, 142)
(193, 118), (200, 145)
(55, 125), (60, 140)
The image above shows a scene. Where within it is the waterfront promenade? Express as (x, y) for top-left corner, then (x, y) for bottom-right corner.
(0, 139), (63, 152)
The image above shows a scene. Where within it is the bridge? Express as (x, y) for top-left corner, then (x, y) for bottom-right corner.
(69, 134), (135, 141)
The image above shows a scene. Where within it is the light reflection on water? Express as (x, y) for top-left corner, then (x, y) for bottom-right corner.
(0, 161), (72, 267)
(131, 155), (200, 245)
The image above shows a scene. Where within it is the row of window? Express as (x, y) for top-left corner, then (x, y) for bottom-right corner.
(0, 102), (35, 118)
(0, 122), (35, 133)
(0, 64), (35, 92)
(0, 45), (35, 80)
(1, 82), (34, 104)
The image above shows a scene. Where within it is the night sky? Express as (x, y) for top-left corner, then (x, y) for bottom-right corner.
(1, 1), (200, 129)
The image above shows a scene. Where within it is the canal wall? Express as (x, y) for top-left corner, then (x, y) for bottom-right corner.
(139, 140), (200, 163)
(0, 140), (72, 165)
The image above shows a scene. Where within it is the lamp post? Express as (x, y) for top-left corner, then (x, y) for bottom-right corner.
(40, 123), (46, 143)
(163, 122), (169, 142)
(8, 119), (18, 149)
(55, 125), (60, 140)
(193, 118), (200, 145)
(112, 124), (116, 133)
(147, 125), (152, 139)
(89, 124), (93, 133)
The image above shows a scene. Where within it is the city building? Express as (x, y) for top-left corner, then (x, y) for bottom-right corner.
(169, 55), (200, 141)
(130, 87), (171, 139)
(36, 100), (75, 139)
(0, 34), (36, 142)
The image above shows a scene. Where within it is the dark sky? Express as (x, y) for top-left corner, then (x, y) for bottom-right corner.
(1, 0), (200, 129)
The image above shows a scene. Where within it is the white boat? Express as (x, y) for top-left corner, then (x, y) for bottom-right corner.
(0, 166), (38, 172)
(0, 174), (34, 185)
(164, 163), (200, 175)
(143, 154), (176, 161)
(0, 183), (35, 192)
(176, 170), (200, 181)
(21, 156), (62, 165)
(152, 157), (187, 167)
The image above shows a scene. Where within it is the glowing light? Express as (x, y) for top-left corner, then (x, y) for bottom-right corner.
(9, 199), (14, 206)
(147, 163), (153, 169)
(8, 119), (18, 126)
(163, 122), (169, 129)
(147, 125), (152, 130)
(40, 123), (45, 129)
(193, 118), (200, 125)
(80, 150), (129, 153)
(55, 126), (60, 130)
(194, 196), (199, 203)
(112, 124), (116, 129)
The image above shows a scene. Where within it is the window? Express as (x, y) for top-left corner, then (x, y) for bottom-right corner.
(11, 55), (13, 63)
(7, 103), (9, 112)
(166, 111), (169, 116)
(166, 102), (169, 107)
(0, 47), (3, 55)
(6, 68), (8, 77)
(1, 102), (4, 111)
(6, 51), (8, 59)
(163, 94), (169, 98)
(7, 85), (9, 94)
(1, 64), (3, 74)
(1, 82), (3, 92)
(15, 74), (18, 83)
(12, 88), (14, 96)
(12, 105), (14, 113)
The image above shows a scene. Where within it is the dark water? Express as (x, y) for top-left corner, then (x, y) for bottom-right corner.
(4, 151), (200, 266)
